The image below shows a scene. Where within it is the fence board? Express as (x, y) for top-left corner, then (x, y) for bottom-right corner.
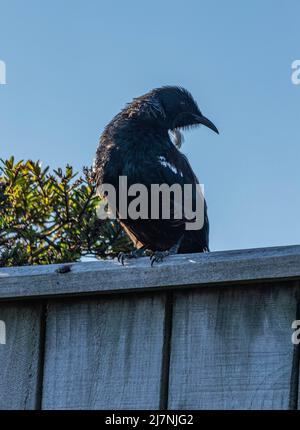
(168, 283), (297, 409)
(0, 245), (300, 300)
(0, 245), (299, 410)
(0, 302), (43, 410)
(42, 295), (165, 410)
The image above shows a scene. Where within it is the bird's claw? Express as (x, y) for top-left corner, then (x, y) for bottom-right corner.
(150, 250), (170, 267)
(117, 252), (124, 265)
(118, 252), (130, 265)
(117, 251), (139, 265)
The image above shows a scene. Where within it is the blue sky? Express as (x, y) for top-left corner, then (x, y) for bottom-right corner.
(0, 0), (299, 251)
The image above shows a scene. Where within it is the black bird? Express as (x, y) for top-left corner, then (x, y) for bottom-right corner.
(94, 86), (218, 265)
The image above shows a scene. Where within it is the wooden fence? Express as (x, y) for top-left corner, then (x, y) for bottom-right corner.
(0, 245), (300, 410)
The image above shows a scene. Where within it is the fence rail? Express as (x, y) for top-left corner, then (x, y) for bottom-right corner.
(0, 245), (300, 409)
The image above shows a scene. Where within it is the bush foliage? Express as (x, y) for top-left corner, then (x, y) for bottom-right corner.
(0, 157), (132, 267)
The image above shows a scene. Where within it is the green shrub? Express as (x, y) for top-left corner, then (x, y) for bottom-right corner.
(0, 157), (132, 267)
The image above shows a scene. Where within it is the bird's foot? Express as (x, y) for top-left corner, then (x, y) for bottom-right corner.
(150, 250), (170, 267)
(150, 236), (184, 267)
(117, 249), (145, 265)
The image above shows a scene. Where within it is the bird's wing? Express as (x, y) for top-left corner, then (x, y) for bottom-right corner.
(94, 132), (208, 251)
(116, 145), (206, 251)
(153, 148), (209, 252)
(153, 146), (205, 225)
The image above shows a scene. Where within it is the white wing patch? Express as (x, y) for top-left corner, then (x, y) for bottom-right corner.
(158, 156), (183, 177)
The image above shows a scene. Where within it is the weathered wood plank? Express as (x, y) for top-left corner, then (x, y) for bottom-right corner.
(168, 283), (297, 410)
(0, 302), (43, 410)
(42, 295), (165, 410)
(0, 245), (300, 300)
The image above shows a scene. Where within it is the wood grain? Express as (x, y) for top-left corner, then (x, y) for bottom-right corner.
(168, 283), (298, 410)
(0, 302), (43, 410)
(0, 245), (300, 300)
(0, 245), (299, 410)
(42, 295), (165, 410)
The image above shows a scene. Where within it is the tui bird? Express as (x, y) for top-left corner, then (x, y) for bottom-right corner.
(94, 86), (219, 265)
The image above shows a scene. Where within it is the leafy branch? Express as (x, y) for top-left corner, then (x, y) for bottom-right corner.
(0, 157), (132, 267)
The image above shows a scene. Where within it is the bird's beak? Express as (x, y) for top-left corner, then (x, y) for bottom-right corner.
(193, 114), (219, 134)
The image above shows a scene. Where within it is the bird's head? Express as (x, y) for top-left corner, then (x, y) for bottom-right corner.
(127, 86), (219, 137)
(150, 86), (219, 135)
